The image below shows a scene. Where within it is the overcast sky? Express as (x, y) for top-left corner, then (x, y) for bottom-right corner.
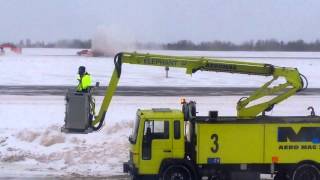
(0, 0), (319, 43)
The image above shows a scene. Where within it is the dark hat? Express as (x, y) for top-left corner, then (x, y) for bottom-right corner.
(78, 66), (86, 76)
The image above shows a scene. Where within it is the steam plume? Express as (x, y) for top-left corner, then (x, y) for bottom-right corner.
(91, 25), (136, 57)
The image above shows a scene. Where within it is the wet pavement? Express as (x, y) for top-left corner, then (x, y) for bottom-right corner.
(0, 86), (319, 96)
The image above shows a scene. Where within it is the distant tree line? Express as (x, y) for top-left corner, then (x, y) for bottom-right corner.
(3, 39), (320, 51)
(16, 39), (91, 49)
(163, 39), (320, 51)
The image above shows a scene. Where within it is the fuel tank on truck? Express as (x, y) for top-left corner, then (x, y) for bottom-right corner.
(195, 116), (320, 165)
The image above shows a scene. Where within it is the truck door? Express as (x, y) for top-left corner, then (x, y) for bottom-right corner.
(139, 119), (172, 174)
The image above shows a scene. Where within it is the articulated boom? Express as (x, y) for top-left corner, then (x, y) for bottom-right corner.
(93, 52), (305, 126)
(236, 67), (303, 119)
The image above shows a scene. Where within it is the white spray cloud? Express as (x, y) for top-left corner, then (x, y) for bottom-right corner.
(91, 25), (136, 57)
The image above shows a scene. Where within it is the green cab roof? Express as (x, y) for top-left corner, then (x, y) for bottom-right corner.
(138, 108), (183, 119)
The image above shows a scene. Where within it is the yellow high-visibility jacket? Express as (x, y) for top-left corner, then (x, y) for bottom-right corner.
(77, 73), (92, 92)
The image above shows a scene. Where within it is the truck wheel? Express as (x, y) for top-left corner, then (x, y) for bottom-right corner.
(292, 163), (320, 180)
(161, 165), (194, 180)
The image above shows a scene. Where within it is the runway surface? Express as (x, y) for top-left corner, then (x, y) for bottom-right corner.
(0, 85), (319, 96)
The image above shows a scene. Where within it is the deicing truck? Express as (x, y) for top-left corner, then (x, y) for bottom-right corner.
(63, 52), (320, 180)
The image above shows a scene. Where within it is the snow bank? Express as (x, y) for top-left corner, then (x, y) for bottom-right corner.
(1, 120), (131, 176)
(39, 125), (65, 147)
(16, 130), (40, 142)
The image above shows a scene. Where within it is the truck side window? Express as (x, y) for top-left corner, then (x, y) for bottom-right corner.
(174, 120), (180, 139)
(144, 120), (169, 139)
(142, 120), (169, 160)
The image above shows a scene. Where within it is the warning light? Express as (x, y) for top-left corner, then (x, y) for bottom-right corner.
(272, 156), (279, 163)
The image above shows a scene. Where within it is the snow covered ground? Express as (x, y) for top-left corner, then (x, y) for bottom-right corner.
(1, 49), (320, 178)
(0, 48), (320, 87)
(1, 95), (320, 177)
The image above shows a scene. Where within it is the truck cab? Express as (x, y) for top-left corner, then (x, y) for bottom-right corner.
(125, 108), (185, 177)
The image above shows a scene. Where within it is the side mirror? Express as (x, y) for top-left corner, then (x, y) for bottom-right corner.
(128, 135), (134, 144)
(95, 82), (100, 87)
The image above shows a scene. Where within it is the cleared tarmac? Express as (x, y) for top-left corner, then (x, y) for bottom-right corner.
(0, 85), (320, 96)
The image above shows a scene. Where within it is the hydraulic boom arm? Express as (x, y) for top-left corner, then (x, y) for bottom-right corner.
(92, 52), (305, 127)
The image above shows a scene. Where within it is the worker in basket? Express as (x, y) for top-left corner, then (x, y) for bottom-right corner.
(76, 66), (95, 121)
(77, 66), (92, 92)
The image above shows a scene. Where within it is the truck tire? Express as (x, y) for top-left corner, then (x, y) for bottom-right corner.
(161, 164), (194, 180)
(292, 163), (320, 180)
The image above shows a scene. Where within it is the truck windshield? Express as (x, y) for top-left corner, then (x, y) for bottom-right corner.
(129, 115), (140, 144)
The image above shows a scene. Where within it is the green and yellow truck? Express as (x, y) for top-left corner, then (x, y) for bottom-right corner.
(124, 104), (320, 180)
(63, 52), (320, 180)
